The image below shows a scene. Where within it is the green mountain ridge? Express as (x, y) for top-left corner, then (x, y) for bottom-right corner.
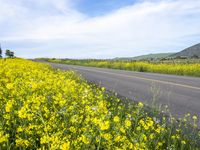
(171, 43), (200, 58)
(114, 53), (174, 60)
(114, 43), (200, 60)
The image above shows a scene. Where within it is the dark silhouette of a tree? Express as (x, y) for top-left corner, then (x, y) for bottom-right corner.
(5, 50), (11, 58)
(191, 55), (199, 59)
(5, 49), (15, 58)
(10, 51), (14, 58)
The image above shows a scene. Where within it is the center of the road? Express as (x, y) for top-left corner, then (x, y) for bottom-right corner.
(70, 66), (200, 91)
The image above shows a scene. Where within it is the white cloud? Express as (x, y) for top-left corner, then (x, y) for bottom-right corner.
(0, 0), (200, 58)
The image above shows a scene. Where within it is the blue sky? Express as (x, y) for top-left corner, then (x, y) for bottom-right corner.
(0, 0), (200, 58)
(75, 0), (137, 16)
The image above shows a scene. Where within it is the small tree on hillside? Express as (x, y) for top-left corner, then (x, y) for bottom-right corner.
(191, 55), (199, 59)
(5, 49), (15, 58)
(10, 51), (14, 58)
(5, 50), (11, 58)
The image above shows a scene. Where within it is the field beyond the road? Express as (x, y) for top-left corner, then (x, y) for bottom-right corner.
(0, 59), (200, 149)
(48, 59), (200, 77)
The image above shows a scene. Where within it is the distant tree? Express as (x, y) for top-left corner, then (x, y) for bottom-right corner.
(5, 50), (15, 58)
(175, 56), (187, 59)
(175, 56), (181, 59)
(10, 51), (14, 58)
(191, 55), (199, 59)
(5, 50), (11, 58)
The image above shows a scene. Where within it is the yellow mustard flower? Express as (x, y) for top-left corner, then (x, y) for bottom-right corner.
(114, 116), (120, 123)
(125, 119), (132, 128)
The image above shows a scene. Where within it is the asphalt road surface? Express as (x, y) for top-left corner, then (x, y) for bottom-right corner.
(47, 62), (200, 118)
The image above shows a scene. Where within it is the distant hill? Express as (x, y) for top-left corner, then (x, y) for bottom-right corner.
(114, 53), (174, 61)
(171, 43), (200, 58)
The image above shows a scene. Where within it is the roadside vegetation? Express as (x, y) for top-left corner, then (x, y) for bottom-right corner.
(0, 59), (200, 149)
(48, 58), (200, 77)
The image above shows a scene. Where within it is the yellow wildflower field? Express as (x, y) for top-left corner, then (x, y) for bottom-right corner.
(0, 59), (199, 149)
(49, 59), (200, 77)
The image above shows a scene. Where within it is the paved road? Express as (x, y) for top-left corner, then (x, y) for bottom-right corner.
(48, 62), (200, 118)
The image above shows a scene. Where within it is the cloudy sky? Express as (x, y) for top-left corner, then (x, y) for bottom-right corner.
(0, 0), (200, 58)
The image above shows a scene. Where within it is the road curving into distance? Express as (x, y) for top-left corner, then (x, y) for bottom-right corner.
(46, 62), (200, 118)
